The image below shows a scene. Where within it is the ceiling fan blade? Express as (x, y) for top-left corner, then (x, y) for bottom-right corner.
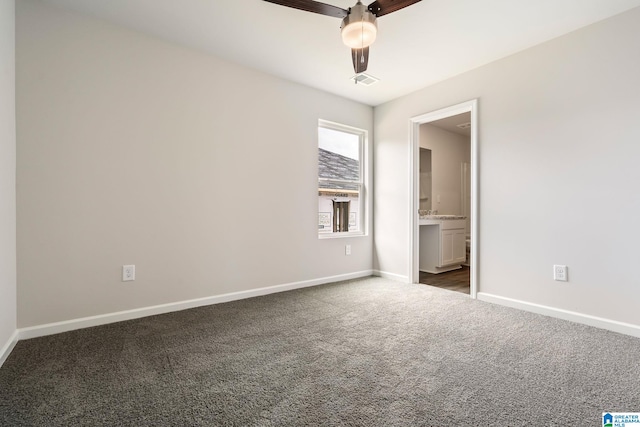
(351, 47), (369, 74)
(367, 0), (421, 17)
(263, 0), (348, 19)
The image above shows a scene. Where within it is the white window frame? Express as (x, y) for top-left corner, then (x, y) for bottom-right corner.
(318, 119), (367, 239)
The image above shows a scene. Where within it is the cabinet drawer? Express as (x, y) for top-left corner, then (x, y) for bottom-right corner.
(441, 219), (466, 230)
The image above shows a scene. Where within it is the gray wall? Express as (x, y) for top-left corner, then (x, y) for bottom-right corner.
(0, 0), (17, 356)
(16, 0), (373, 327)
(373, 7), (640, 326)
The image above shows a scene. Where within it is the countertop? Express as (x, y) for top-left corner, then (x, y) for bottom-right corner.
(419, 215), (467, 220)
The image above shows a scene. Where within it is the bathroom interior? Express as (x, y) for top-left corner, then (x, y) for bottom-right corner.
(418, 112), (471, 294)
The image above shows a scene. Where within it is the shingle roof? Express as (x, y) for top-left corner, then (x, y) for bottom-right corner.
(318, 148), (359, 188)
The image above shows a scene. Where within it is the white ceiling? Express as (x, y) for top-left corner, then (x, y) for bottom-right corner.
(39, 0), (640, 106)
(429, 112), (471, 137)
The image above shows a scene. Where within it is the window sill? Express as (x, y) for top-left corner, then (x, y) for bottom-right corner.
(318, 231), (366, 239)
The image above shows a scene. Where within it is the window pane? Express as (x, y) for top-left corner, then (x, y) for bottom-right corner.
(318, 122), (364, 236)
(318, 127), (360, 181)
(318, 192), (359, 233)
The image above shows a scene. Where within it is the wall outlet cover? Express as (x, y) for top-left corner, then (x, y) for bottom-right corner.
(122, 265), (135, 281)
(553, 265), (568, 282)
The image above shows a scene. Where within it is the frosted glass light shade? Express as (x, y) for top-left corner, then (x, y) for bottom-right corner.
(341, 21), (377, 49)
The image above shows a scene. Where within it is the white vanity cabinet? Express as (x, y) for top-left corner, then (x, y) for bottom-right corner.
(419, 218), (466, 274)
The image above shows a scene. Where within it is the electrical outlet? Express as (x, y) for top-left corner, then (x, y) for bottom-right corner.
(345, 245), (351, 256)
(122, 265), (135, 282)
(553, 265), (567, 282)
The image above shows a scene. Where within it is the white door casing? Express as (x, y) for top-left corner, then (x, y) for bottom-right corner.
(409, 99), (479, 298)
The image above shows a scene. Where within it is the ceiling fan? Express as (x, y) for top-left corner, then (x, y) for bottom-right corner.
(263, 0), (422, 74)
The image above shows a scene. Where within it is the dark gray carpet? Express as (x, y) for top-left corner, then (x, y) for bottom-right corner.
(1, 277), (639, 426)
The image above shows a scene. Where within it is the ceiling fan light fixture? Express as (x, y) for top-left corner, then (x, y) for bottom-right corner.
(341, 20), (377, 48)
(263, 0), (424, 74)
(340, 3), (377, 49)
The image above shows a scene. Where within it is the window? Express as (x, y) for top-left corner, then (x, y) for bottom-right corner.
(318, 120), (366, 237)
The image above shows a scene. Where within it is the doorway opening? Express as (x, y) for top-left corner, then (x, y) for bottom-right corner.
(409, 100), (478, 298)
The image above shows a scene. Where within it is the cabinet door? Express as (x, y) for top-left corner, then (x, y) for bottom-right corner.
(440, 230), (455, 266)
(452, 229), (466, 264)
(440, 229), (466, 266)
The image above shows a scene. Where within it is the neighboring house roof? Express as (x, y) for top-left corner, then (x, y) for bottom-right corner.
(318, 148), (359, 191)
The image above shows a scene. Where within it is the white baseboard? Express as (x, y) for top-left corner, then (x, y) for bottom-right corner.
(18, 270), (374, 341)
(373, 270), (410, 283)
(0, 330), (19, 368)
(477, 292), (640, 338)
